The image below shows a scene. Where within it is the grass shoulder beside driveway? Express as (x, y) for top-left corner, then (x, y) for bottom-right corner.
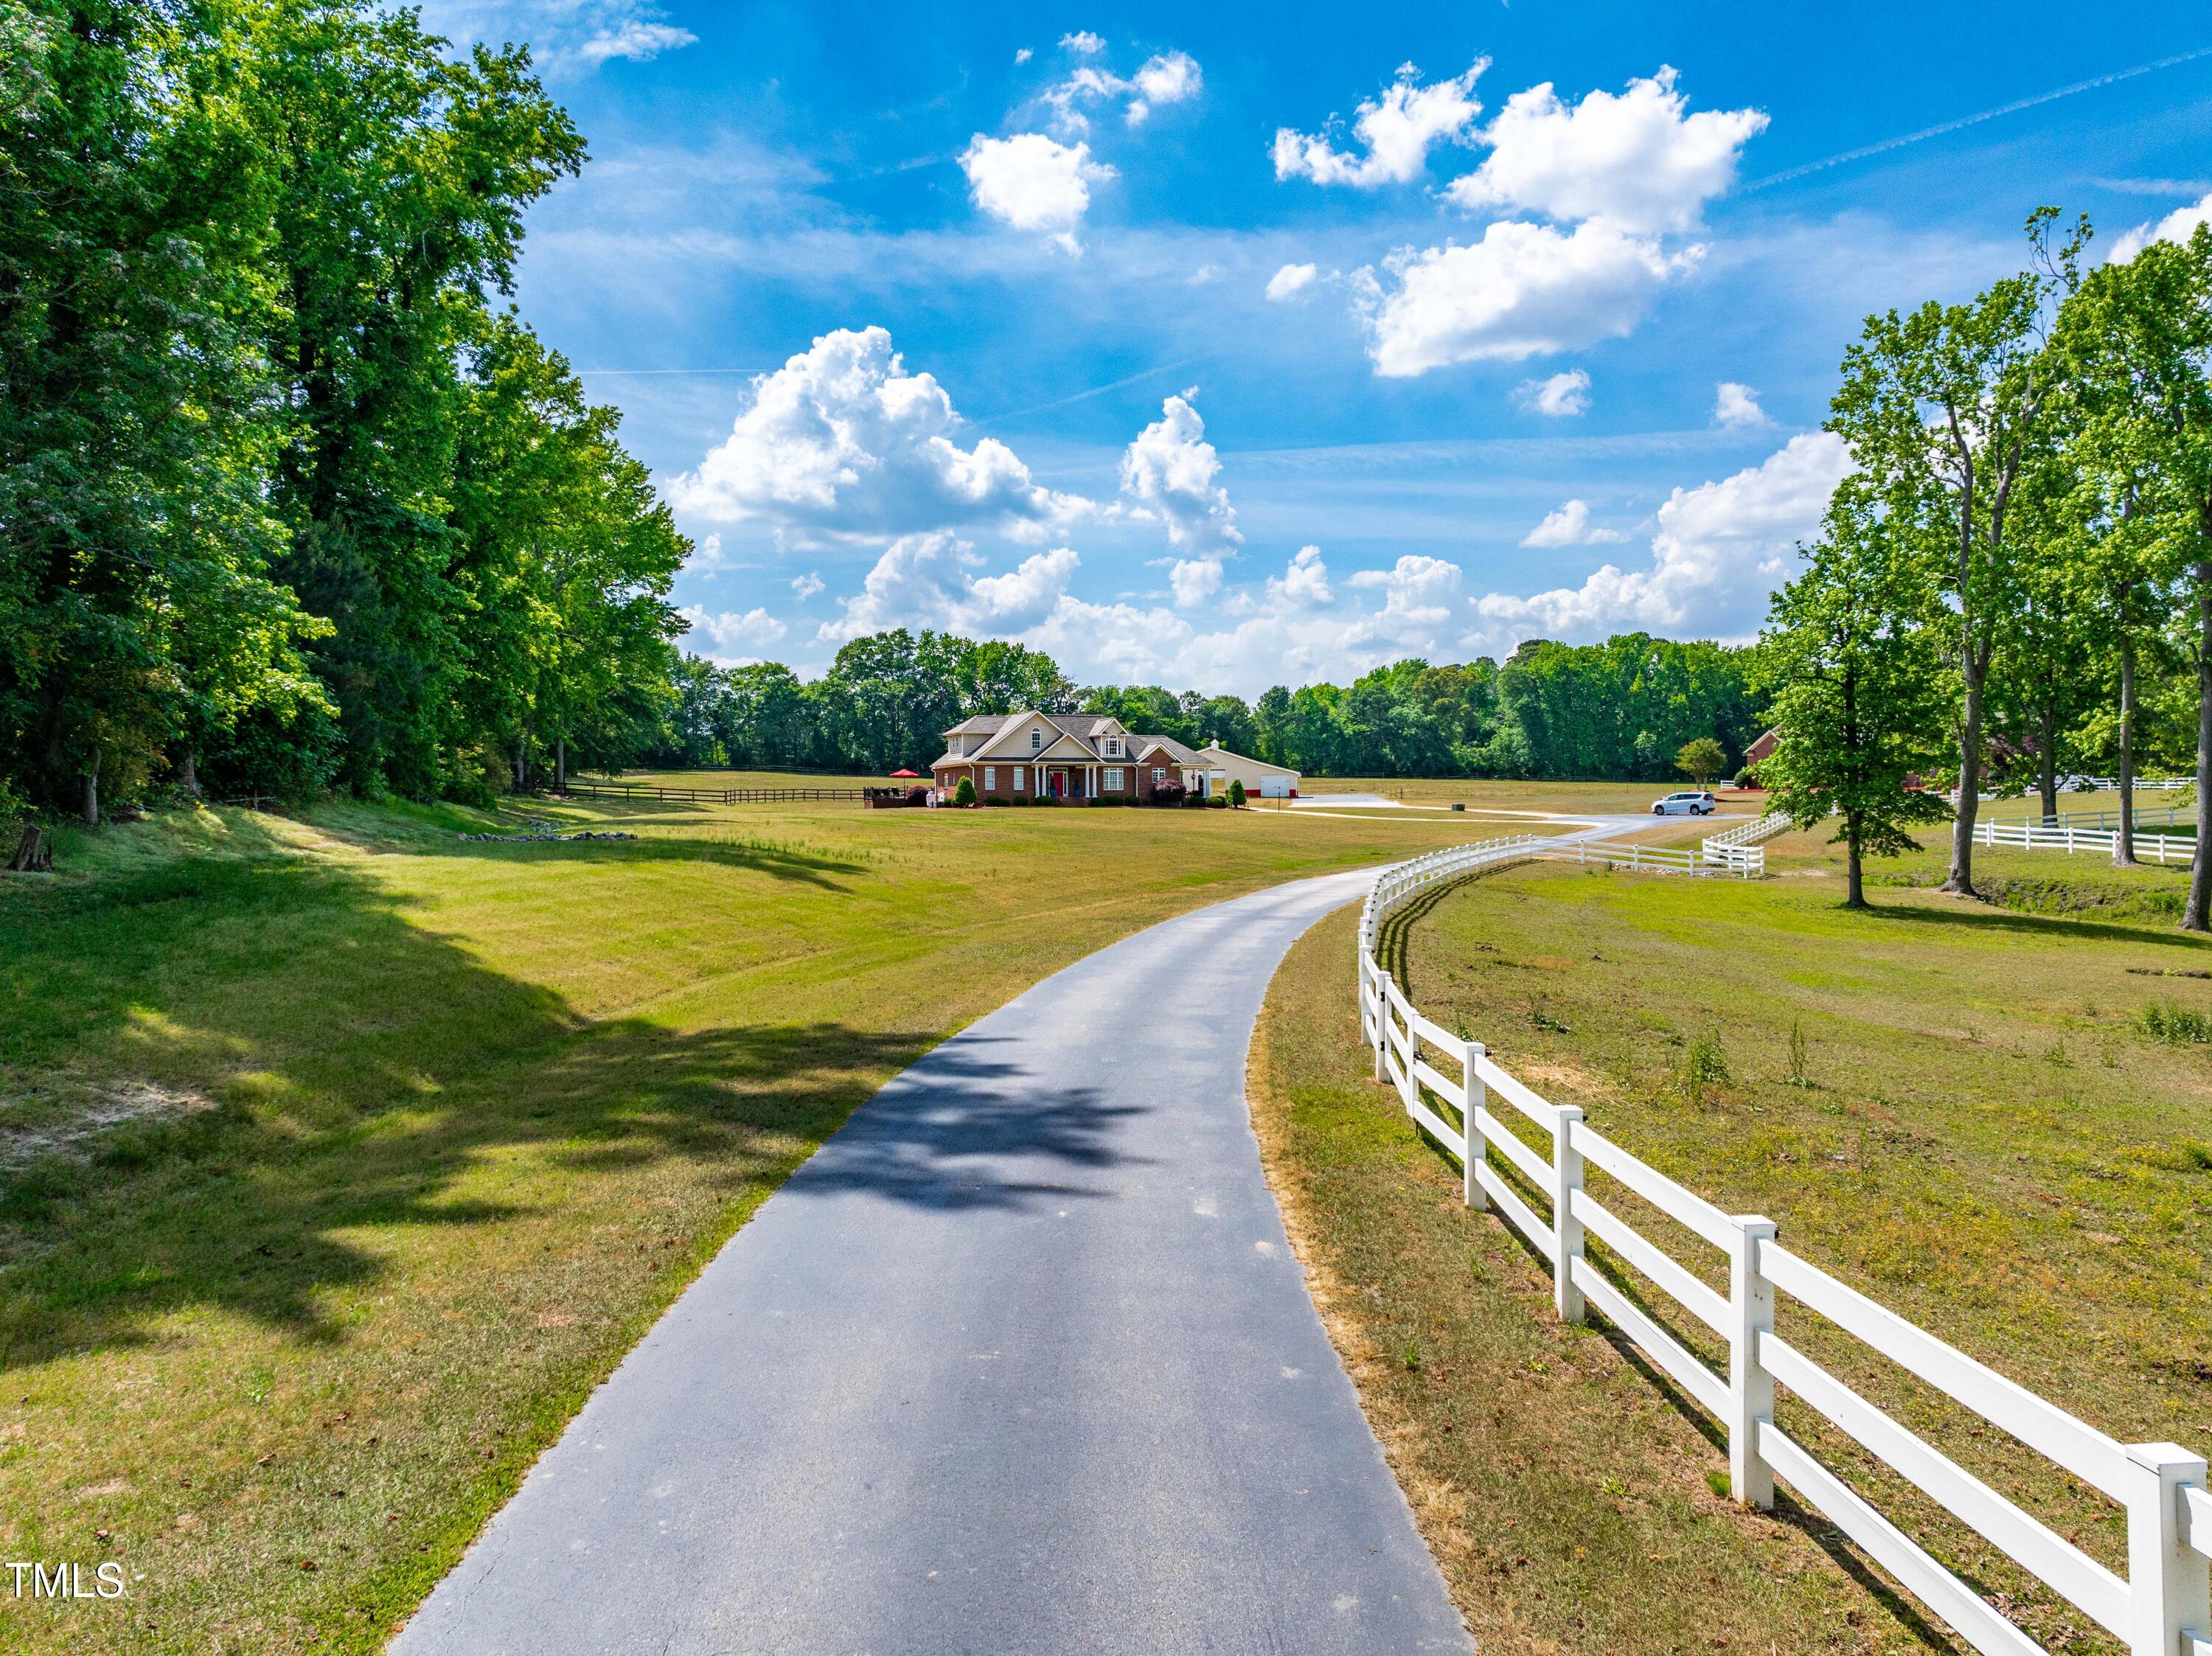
(1252, 832), (2212, 1655)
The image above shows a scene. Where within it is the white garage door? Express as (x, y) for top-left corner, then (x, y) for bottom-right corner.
(1259, 775), (1291, 798)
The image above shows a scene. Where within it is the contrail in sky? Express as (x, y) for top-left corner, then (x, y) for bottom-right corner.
(970, 357), (1207, 428)
(1741, 44), (2212, 192)
(574, 366), (774, 376)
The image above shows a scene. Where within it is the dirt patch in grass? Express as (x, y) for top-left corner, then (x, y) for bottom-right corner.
(0, 1079), (218, 1173)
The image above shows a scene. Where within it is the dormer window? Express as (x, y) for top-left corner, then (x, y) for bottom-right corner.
(1104, 737), (1121, 757)
(1030, 728), (1043, 751)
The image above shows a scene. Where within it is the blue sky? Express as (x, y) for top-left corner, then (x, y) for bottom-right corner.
(425, 0), (2212, 696)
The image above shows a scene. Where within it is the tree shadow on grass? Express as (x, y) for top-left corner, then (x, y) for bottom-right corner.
(290, 800), (870, 889)
(0, 831), (1096, 1371)
(1860, 894), (2212, 952)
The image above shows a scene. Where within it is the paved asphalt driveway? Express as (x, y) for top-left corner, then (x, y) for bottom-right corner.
(394, 866), (1470, 1656)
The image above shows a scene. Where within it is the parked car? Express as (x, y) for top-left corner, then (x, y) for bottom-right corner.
(1652, 790), (1717, 816)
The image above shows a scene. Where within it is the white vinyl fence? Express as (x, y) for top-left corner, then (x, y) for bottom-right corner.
(1355, 842), (2211, 1656)
(1974, 818), (2199, 869)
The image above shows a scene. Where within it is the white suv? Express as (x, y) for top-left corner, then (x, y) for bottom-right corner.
(1652, 790), (1716, 816)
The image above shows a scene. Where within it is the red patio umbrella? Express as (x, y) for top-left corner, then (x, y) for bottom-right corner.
(889, 768), (919, 778)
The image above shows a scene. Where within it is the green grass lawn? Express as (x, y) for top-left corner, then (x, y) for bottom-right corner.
(1253, 828), (2212, 1655)
(0, 790), (1492, 1654)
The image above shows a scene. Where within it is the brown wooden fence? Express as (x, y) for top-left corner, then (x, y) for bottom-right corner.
(558, 779), (869, 804)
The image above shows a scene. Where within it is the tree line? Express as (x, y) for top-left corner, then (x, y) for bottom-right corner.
(1, 0), (686, 838)
(644, 629), (1767, 782)
(1759, 212), (2212, 924)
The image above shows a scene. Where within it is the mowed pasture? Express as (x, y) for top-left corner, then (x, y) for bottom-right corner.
(0, 780), (1492, 1654)
(1252, 825), (2212, 1653)
(1300, 776), (1757, 817)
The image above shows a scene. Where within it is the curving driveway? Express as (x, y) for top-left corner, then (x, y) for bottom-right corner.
(394, 866), (1470, 1655)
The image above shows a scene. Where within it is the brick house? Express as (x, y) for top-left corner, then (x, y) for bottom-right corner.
(931, 712), (1207, 804)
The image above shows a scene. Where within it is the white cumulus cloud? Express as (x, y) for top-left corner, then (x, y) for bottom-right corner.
(1475, 431), (1850, 643)
(790, 571), (824, 599)
(1345, 554), (1465, 652)
(1517, 369), (1591, 417)
(1443, 67), (1765, 234)
(1357, 220), (1697, 376)
(1042, 49), (1202, 132)
(680, 604), (787, 658)
(1169, 557), (1225, 607)
(1265, 262), (1318, 302)
(1273, 61), (1487, 187)
(421, 1), (695, 76)
(820, 533), (1082, 643)
(1520, 499), (1629, 548)
(959, 133), (1116, 249)
(1270, 545), (1335, 609)
(2109, 192), (2212, 263)
(1119, 393), (1242, 555)
(1714, 381), (1768, 428)
(1060, 29), (1105, 54)
(667, 327), (1091, 543)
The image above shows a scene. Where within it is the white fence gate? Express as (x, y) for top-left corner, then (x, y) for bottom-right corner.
(1354, 841), (2210, 1656)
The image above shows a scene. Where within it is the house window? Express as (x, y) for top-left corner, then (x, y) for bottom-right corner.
(1030, 728), (1042, 751)
(1152, 767), (1165, 783)
(1105, 737), (1121, 757)
(984, 767), (996, 790)
(1013, 766), (1025, 790)
(1105, 767), (1124, 790)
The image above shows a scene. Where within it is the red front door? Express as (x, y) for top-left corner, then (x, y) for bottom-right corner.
(1048, 770), (1064, 798)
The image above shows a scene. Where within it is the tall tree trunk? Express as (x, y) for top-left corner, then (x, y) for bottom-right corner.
(1845, 815), (1866, 909)
(178, 750), (201, 801)
(2037, 695), (2059, 825)
(2116, 628), (2138, 867)
(514, 732), (528, 793)
(1946, 667), (1984, 897)
(556, 736), (566, 794)
(2185, 559), (2212, 932)
(82, 747), (100, 828)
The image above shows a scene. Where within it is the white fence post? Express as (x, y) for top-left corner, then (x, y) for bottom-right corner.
(1463, 1040), (1487, 1211)
(2123, 1442), (2210, 1656)
(1551, 1106), (1585, 1324)
(1373, 969), (1392, 1082)
(1729, 1217), (1778, 1510)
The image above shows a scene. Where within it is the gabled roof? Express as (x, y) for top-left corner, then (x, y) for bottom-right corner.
(1195, 742), (1298, 775)
(1133, 735), (1200, 765)
(973, 710), (1068, 759)
(945, 714), (1015, 737)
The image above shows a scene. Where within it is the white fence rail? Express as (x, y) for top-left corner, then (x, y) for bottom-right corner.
(1974, 818), (2199, 869)
(1702, 810), (1791, 872)
(1355, 843), (2210, 1656)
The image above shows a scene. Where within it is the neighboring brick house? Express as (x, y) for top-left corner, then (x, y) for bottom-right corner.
(931, 712), (1208, 803)
(1744, 728), (1780, 768)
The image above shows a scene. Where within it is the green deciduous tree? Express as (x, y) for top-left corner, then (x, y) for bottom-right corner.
(0, 0), (329, 821)
(1674, 737), (1726, 784)
(1826, 209), (2080, 897)
(2056, 227), (2212, 918)
(1757, 493), (1952, 908)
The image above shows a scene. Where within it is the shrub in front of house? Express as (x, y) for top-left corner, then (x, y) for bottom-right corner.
(953, 777), (975, 807)
(1149, 782), (1186, 807)
(905, 787), (929, 807)
(1227, 779), (1246, 808)
(985, 795), (1009, 806)
(1734, 766), (1759, 789)
(1204, 794), (1228, 809)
